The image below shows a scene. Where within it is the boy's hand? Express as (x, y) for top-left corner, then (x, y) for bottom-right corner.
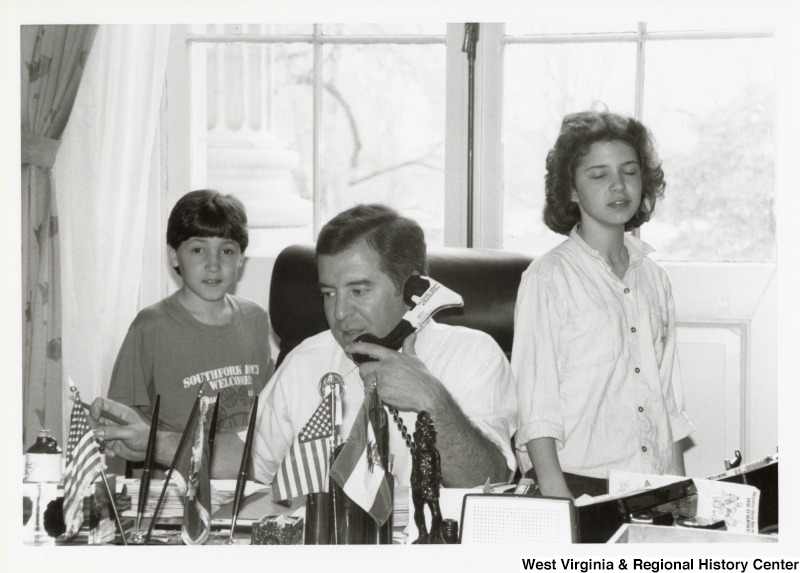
(89, 397), (149, 461)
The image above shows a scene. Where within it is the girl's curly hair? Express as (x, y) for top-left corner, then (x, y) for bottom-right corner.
(543, 111), (666, 236)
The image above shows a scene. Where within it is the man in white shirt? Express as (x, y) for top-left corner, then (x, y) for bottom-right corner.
(93, 204), (517, 488)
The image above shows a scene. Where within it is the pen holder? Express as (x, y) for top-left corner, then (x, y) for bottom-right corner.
(252, 515), (304, 545)
(303, 492), (332, 544)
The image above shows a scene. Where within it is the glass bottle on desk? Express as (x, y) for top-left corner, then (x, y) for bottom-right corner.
(24, 430), (63, 546)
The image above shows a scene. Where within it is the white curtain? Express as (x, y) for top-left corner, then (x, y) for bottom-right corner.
(55, 25), (171, 427)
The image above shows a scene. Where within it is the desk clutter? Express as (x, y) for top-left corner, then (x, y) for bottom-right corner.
(23, 382), (779, 545)
(23, 457), (779, 545)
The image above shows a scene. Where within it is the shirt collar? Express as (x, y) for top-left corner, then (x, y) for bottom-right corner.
(569, 224), (655, 269)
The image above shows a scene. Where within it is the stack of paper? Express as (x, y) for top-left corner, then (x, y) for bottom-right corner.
(118, 478), (185, 518)
(118, 478), (270, 519)
(393, 485), (409, 528)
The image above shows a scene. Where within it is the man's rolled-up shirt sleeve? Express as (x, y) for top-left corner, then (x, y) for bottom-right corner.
(442, 330), (519, 478)
(249, 371), (296, 485)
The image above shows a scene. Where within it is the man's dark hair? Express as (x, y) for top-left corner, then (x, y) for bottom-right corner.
(167, 189), (249, 251)
(543, 110), (666, 235)
(316, 204), (428, 293)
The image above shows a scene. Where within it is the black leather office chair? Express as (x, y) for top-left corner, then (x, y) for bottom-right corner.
(268, 244), (533, 367)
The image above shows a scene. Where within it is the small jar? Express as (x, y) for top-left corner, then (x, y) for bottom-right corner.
(441, 518), (459, 544)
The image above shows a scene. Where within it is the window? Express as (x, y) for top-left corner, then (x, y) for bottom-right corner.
(185, 24), (448, 257)
(498, 22), (775, 262)
(172, 21), (776, 262)
(161, 20), (780, 476)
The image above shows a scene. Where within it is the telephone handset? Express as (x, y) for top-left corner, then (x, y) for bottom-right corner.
(350, 275), (464, 365)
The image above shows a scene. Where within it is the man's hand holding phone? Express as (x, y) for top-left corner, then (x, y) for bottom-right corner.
(346, 332), (446, 414)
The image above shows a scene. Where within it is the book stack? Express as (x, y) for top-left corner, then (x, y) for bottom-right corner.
(117, 477), (185, 518)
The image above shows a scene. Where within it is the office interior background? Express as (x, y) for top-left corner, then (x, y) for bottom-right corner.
(15, 17), (798, 483)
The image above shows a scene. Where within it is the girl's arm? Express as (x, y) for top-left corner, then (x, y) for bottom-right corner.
(672, 438), (687, 476)
(526, 437), (573, 499)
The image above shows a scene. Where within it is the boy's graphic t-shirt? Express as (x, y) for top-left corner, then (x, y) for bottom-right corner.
(108, 292), (272, 433)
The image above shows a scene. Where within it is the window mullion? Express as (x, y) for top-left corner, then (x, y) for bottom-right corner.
(444, 24), (469, 247)
(444, 23), (506, 249)
(475, 23), (505, 250)
(635, 22), (646, 120)
(632, 23), (647, 239)
(312, 24), (323, 237)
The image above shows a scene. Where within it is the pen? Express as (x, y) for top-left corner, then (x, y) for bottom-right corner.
(134, 394), (160, 540)
(79, 400), (127, 426)
(208, 393), (220, 450)
(227, 396), (259, 544)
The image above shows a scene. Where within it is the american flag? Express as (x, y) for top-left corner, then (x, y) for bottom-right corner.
(63, 400), (105, 538)
(272, 397), (332, 501)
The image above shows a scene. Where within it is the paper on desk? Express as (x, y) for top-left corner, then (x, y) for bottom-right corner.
(705, 454), (778, 481)
(210, 487), (300, 525)
(209, 479), (269, 507)
(608, 470), (761, 534)
(117, 478), (268, 518)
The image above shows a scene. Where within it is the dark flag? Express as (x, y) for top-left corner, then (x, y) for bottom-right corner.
(329, 390), (392, 526)
(175, 395), (215, 545)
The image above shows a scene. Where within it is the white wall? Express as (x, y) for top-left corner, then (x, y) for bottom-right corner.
(668, 263), (777, 476)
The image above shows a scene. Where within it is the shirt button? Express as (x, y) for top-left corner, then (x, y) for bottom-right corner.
(635, 367), (641, 374)
(631, 327), (637, 333)
(638, 406), (644, 412)
(641, 446), (648, 452)
(624, 288), (630, 294)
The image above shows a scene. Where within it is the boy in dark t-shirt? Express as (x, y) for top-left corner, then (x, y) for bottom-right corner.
(105, 189), (272, 438)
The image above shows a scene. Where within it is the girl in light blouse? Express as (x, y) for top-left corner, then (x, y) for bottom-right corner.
(512, 110), (694, 499)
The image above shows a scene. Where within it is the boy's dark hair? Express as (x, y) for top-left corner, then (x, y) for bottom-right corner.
(167, 190), (249, 274)
(316, 204), (428, 294)
(543, 111), (666, 235)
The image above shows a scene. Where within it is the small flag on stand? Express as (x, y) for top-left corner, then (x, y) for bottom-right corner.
(174, 395), (215, 545)
(63, 398), (106, 538)
(273, 397), (333, 501)
(329, 391), (392, 526)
